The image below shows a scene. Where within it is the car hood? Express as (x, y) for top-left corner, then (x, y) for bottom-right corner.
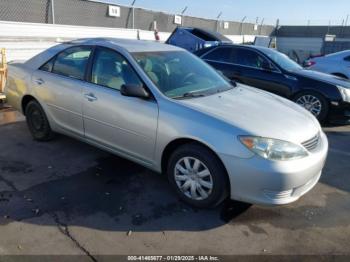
(180, 85), (321, 144)
(293, 69), (350, 88)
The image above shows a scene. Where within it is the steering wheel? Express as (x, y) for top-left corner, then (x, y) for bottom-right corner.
(182, 72), (196, 85)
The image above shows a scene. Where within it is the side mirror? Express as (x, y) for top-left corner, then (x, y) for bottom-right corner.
(230, 79), (237, 87)
(120, 84), (150, 99)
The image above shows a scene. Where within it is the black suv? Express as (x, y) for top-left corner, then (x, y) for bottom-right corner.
(194, 45), (350, 122)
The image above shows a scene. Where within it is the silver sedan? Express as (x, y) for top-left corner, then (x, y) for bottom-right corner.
(305, 50), (350, 79)
(5, 38), (328, 208)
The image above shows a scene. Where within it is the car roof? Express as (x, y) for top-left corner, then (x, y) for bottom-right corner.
(24, 38), (184, 69)
(194, 44), (271, 56)
(68, 38), (183, 53)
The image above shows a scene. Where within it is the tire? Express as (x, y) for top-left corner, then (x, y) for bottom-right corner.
(167, 143), (229, 208)
(25, 100), (54, 141)
(293, 91), (329, 123)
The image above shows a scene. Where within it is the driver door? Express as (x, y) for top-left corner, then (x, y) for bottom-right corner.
(234, 48), (291, 97)
(82, 47), (158, 165)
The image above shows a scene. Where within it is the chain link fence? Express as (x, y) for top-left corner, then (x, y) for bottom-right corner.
(0, 0), (52, 24)
(0, 0), (275, 35)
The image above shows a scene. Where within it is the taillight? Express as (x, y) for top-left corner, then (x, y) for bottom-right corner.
(304, 60), (316, 68)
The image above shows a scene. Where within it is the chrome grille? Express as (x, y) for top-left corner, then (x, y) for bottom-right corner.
(302, 133), (320, 152)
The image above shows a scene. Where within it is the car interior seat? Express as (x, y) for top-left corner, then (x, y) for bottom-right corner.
(94, 59), (125, 90)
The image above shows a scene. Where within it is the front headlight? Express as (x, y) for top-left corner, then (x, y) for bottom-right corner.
(239, 136), (308, 161)
(337, 85), (350, 102)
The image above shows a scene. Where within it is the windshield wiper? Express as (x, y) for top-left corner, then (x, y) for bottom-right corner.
(172, 86), (234, 100)
(215, 82), (236, 94)
(183, 92), (206, 98)
(173, 89), (210, 99)
(172, 93), (205, 100)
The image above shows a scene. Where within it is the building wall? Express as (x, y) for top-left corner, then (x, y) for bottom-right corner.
(0, 0), (275, 35)
(275, 26), (350, 38)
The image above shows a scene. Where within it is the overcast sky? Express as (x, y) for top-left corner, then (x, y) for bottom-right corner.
(91, 0), (350, 25)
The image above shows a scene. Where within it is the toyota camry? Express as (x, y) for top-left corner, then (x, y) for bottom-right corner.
(5, 38), (328, 208)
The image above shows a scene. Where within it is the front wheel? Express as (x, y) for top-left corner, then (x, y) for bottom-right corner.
(167, 143), (229, 208)
(293, 92), (329, 122)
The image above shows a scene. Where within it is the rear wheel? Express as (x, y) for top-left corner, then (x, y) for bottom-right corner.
(293, 91), (329, 122)
(167, 143), (229, 208)
(25, 100), (54, 141)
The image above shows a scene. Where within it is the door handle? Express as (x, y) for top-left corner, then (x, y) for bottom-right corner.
(84, 93), (97, 102)
(34, 78), (45, 85)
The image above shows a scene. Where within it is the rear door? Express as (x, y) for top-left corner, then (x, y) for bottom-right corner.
(82, 47), (158, 165)
(31, 46), (92, 136)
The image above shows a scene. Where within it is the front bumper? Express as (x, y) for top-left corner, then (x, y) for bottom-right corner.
(219, 131), (328, 205)
(329, 101), (350, 122)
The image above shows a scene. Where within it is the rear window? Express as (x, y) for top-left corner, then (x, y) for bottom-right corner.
(53, 47), (91, 80)
(203, 47), (235, 63)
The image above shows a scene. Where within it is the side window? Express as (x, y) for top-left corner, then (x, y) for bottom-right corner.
(236, 49), (268, 69)
(344, 56), (350, 62)
(52, 46), (92, 80)
(91, 48), (142, 91)
(203, 47), (234, 63)
(39, 57), (55, 72)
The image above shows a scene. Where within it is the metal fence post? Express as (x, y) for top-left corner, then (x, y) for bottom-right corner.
(345, 14), (349, 26)
(131, 0), (136, 29)
(275, 19), (280, 36)
(216, 12), (222, 32)
(181, 6), (188, 26)
(240, 16), (246, 35)
(259, 18), (264, 35)
(51, 0), (55, 24)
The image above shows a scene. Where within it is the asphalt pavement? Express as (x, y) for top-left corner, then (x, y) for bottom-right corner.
(0, 107), (349, 258)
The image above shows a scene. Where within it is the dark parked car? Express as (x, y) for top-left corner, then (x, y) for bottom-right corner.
(194, 45), (350, 122)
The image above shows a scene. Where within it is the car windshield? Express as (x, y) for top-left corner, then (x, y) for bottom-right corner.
(261, 48), (302, 71)
(132, 51), (233, 99)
